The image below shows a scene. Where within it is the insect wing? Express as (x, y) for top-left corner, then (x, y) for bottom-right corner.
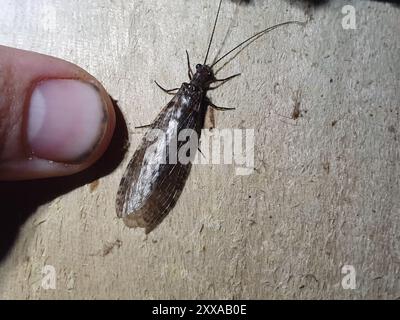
(116, 90), (204, 233)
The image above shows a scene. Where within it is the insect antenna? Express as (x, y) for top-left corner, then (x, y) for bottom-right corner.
(203, 0), (224, 65)
(211, 20), (305, 68)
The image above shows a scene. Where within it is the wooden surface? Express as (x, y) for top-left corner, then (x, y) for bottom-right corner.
(0, 0), (399, 299)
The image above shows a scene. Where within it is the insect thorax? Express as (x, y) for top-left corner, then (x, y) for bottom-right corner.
(191, 64), (216, 89)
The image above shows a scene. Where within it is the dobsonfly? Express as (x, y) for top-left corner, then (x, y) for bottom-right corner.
(116, 0), (304, 234)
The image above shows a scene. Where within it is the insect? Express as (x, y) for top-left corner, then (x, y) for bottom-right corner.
(291, 90), (302, 120)
(116, 0), (303, 233)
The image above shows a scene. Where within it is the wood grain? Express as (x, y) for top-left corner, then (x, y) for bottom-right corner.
(0, 0), (399, 299)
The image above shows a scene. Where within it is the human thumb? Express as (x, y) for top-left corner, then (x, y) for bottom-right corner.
(0, 45), (116, 181)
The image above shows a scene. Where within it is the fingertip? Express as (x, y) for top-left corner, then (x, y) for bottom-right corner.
(0, 46), (116, 180)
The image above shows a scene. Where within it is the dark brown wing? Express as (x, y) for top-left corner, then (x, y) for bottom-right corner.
(116, 84), (206, 233)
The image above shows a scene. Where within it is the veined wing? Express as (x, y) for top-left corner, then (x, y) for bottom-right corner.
(116, 85), (206, 233)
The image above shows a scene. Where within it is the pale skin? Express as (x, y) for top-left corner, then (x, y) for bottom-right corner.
(0, 45), (116, 181)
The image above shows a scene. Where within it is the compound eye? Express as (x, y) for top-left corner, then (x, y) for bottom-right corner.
(196, 64), (202, 70)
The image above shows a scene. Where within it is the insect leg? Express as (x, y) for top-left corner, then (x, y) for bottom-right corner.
(154, 81), (179, 95)
(207, 99), (236, 111)
(135, 124), (153, 129)
(209, 73), (241, 90)
(197, 147), (206, 159)
(186, 50), (193, 80)
(215, 73), (241, 83)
